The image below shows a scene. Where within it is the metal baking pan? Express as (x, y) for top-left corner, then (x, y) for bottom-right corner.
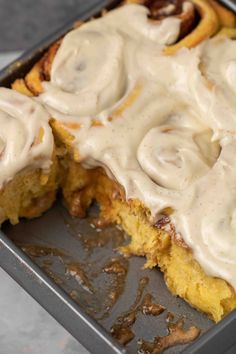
(0, 1), (236, 353)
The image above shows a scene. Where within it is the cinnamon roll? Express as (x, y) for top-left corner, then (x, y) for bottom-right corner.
(125, 0), (220, 54)
(11, 0), (236, 322)
(0, 88), (58, 224)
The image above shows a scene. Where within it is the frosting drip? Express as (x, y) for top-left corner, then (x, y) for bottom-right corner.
(40, 4), (236, 289)
(0, 88), (53, 188)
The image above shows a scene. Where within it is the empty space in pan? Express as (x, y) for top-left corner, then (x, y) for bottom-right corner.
(2, 201), (213, 353)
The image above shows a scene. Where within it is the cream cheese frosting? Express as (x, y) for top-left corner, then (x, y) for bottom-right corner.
(0, 88), (54, 189)
(39, 4), (236, 289)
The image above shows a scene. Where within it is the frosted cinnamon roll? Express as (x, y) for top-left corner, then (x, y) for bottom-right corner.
(177, 37), (236, 138)
(0, 88), (58, 224)
(126, 0), (197, 38)
(125, 0), (220, 53)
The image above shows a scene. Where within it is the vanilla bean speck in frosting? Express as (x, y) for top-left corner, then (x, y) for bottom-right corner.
(38, 4), (236, 289)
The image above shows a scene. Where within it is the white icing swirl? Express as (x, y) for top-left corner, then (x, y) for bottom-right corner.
(40, 25), (125, 117)
(40, 4), (236, 290)
(39, 4), (182, 120)
(171, 40), (236, 138)
(0, 88), (53, 188)
(138, 126), (217, 190)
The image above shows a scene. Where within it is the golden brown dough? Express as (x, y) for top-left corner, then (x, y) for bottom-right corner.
(0, 154), (59, 225)
(208, 0), (236, 27)
(164, 0), (219, 54)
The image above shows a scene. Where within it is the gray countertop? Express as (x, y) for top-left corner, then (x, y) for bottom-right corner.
(0, 267), (88, 354)
(0, 0), (95, 52)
